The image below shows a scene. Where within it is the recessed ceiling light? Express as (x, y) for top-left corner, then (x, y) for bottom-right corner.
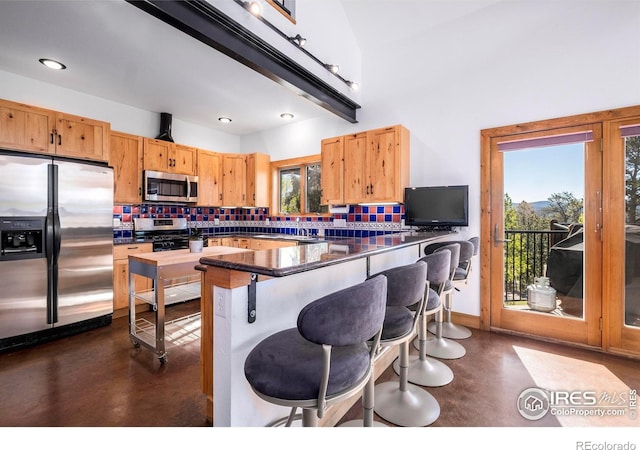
(218, 117), (232, 124)
(39, 58), (66, 70)
(280, 113), (294, 120)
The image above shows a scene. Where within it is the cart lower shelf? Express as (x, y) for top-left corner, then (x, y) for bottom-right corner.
(133, 312), (201, 349)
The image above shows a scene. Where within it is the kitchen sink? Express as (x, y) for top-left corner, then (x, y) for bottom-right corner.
(252, 234), (324, 243)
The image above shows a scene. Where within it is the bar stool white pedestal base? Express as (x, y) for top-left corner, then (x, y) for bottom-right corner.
(425, 335), (466, 359)
(428, 321), (472, 339)
(373, 382), (440, 427)
(393, 354), (454, 387)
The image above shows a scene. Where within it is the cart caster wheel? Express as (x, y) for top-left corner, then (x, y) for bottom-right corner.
(132, 341), (140, 349)
(159, 355), (167, 364)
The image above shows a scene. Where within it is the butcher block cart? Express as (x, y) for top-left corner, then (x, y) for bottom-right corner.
(128, 246), (250, 363)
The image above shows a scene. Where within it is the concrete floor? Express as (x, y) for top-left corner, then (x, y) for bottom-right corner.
(1, 299), (640, 429)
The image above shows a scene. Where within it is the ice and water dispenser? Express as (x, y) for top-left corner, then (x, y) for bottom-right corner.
(0, 217), (46, 261)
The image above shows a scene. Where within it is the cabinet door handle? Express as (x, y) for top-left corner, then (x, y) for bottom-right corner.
(219, 193), (223, 200)
(58, 134), (62, 146)
(366, 185), (370, 195)
(50, 133), (54, 144)
(370, 184), (374, 195)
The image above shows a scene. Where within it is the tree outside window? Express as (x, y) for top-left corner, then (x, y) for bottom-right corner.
(280, 168), (300, 214)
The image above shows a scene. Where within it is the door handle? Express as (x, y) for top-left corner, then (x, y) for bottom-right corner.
(493, 224), (511, 245)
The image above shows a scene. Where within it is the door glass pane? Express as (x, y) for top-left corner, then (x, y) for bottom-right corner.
(280, 168), (300, 214)
(503, 143), (585, 319)
(624, 136), (640, 328)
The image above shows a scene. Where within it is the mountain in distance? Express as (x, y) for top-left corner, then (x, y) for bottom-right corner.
(512, 200), (551, 213)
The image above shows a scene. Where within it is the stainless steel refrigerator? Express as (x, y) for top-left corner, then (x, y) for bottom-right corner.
(0, 151), (113, 352)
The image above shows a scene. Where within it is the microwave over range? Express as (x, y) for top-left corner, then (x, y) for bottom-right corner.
(143, 170), (199, 203)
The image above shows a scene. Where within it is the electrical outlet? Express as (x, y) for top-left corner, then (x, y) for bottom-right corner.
(214, 218), (220, 225)
(334, 219), (346, 227)
(215, 293), (226, 318)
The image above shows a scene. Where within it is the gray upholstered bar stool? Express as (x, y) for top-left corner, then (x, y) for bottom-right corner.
(422, 243), (467, 359)
(244, 275), (387, 427)
(371, 261), (441, 427)
(395, 249), (454, 387)
(426, 240), (475, 340)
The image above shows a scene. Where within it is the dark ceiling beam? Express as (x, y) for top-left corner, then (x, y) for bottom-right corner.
(127, 0), (360, 123)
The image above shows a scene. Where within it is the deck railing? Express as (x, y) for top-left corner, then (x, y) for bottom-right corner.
(503, 229), (569, 302)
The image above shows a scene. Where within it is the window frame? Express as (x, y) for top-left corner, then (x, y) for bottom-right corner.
(266, 0), (296, 23)
(271, 155), (330, 217)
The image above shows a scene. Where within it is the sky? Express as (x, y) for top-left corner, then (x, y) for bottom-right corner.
(503, 143), (584, 204)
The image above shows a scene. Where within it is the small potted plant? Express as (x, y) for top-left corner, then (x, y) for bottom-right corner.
(189, 227), (203, 253)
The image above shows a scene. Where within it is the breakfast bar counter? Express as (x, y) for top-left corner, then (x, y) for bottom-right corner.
(196, 230), (454, 426)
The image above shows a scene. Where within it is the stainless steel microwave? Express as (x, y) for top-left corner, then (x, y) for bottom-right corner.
(143, 170), (199, 203)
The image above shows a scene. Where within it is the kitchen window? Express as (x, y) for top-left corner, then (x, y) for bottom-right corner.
(272, 155), (328, 216)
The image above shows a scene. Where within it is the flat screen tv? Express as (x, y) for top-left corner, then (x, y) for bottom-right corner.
(404, 185), (469, 230)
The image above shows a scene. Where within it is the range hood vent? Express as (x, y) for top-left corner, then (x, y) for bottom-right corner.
(155, 112), (174, 142)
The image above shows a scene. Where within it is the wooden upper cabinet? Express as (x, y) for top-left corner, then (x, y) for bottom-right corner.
(143, 138), (196, 175)
(222, 153), (247, 206)
(320, 136), (344, 205)
(246, 153), (270, 207)
(0, 99), (109, 161)
(366, 125), (410, 203)
(0, 99), (55, 154)
(55, 112), (110, 162)
(143, 138), (170, 172)
(197, 149), (223, 207)
(343, 132), (368, 204)
(110, 131), (143, 203)
(173, 144), (197, 175)
(325, 124), (410, 205)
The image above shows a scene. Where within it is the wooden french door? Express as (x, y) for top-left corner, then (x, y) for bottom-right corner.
(605, 117), (640, 356)
(483, 123), (603, 347)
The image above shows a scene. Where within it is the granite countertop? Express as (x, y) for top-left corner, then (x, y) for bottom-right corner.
(198, 230), (455, 277)
(113, 232), (324, 246)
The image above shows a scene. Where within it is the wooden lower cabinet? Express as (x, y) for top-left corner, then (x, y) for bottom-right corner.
(249, 239), (296, 250)
(113, 243), (153, 318)
(208, 237), (297, 250)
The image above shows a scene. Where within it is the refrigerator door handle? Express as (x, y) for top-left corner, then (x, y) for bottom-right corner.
(45, 209), (56, 324)
(47, 163), (59, 324)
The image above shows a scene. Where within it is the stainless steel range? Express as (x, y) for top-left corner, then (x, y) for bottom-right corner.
(133, 217), (193, 252)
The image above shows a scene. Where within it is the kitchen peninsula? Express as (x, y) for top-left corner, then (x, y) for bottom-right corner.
(196, 230), (454, 426)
